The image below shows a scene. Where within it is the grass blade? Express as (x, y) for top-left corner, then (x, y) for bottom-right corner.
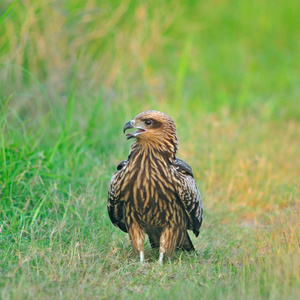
(0, 0), (18, 25)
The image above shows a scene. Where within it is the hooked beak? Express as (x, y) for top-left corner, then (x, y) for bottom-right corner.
(123, 120), (146, 140)
(123, 121), (134, 133)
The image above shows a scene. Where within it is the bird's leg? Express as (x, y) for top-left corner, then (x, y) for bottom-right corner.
(158, 251), (164, 265)
(140, 250), (144, 263)
(159, 226), (181, 265)
(128, 223), (145, 263)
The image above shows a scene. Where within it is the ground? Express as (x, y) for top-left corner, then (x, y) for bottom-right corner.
(0, 0), (299, 299)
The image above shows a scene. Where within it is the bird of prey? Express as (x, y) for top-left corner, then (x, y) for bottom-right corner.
(107, 110), (203, 264)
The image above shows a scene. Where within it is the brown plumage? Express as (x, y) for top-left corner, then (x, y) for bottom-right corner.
(107, 110), (203, 264)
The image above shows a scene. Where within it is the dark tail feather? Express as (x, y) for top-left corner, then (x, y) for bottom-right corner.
(148, 234), (160, 249)
(180, 231), (195, 251)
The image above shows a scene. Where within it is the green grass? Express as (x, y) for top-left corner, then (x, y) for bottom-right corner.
(0, 0), (300, 299)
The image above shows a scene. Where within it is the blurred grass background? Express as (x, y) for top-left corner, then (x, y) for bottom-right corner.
(0, 0), (299, 299)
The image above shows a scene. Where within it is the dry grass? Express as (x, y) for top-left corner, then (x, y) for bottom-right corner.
(1, 0), (300, 299)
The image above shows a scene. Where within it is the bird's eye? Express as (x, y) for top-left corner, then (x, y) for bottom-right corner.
(145, 119), (152, 126)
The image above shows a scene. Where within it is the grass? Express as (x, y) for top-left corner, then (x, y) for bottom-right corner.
(0, 0), (300, 299)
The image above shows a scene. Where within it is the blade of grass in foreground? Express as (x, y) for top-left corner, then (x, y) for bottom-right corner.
(0, 0), (18, 25)
(30, 189), (51, 226)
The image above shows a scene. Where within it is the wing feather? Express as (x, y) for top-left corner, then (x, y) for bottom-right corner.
(173, 159), (203, 237)
(107, 160), (128, 232)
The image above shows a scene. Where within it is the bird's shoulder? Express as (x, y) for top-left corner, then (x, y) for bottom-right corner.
(172, 158), (194, 177)
(116, 159), (128, 171)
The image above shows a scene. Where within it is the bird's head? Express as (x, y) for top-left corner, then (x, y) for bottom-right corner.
(123, 110), (178, 157)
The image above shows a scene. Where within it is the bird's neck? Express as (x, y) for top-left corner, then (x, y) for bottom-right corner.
(129, 140), (177, 163)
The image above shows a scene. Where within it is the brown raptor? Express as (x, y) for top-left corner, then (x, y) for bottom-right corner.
(107, 110), (203, 264)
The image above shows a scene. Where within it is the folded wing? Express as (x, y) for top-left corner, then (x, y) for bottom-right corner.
(173, 158), (203, 237)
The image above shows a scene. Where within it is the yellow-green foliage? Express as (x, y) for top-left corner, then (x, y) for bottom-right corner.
(0, 0), (299, 299)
